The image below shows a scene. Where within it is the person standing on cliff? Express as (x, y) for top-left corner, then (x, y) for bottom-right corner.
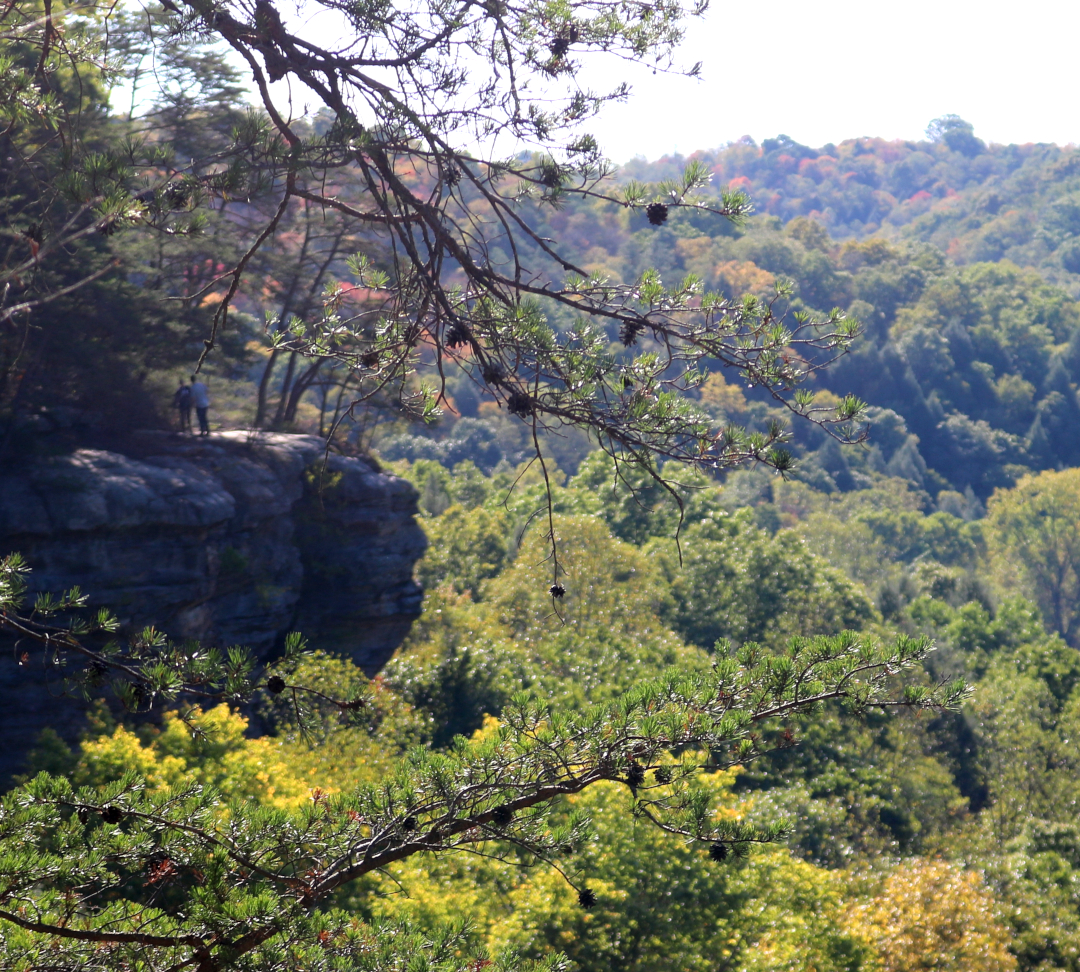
(190, 374), (211, 436)
(172, 380), (192, 433)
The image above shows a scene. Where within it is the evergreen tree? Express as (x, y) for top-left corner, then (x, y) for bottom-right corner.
(3, 0), (867, 479)
(0, 2), (259, 441)
(0, 552), (965, 971)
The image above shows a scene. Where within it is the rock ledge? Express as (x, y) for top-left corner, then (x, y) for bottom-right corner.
(0, 432), (426, 776)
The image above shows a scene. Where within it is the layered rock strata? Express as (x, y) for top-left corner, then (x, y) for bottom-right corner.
(0, 431), (425, 778)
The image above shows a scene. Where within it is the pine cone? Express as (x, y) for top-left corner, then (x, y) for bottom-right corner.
(549, 583), (566, 598)
(709, 842), (729, 862)
(506, 389), (533, 417)
(620, 321), (644, 346)
(446, 324), (471, 349)
(100, 806), (123, 825)
(578, 887), (597, 909)
(626, 762), (646, 788)
(266, 675), (286, 695)
(646, 202), (669, 226)
(164, 180), (191, 208)
(492, 804), (514, 826)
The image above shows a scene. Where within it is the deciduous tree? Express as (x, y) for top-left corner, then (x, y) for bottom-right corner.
(986, 468), (1080, 645)
(0, 553), (966, 972)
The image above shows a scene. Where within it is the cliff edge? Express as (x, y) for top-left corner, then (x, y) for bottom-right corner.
(0, 431), (426, 778)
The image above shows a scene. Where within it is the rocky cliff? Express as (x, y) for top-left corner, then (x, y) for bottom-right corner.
(0, 432), (426, 779)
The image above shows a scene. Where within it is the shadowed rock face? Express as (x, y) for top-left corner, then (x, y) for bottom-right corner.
(0, 432), (426, 779)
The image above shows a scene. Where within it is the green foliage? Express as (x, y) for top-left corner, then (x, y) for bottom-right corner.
(969, 663), (1080, 840)
(940, 597), (1053, 678)
(390, 512), (707, 721)
(417, 505), (514, 598)
(989, 822), (1080, 972)
(566, 450), (724, 545)
(737, 697), (969, 858)
(375, 192), (1080, 496)
(2, 0), (874, 478)
(647, 511), (877, 651)
(0, 2), (261, 441)
(366, 772), (870, 972)
(986, 468), (1080, 644)
(0, 619), (954, 970)
(385, 638), (509, 749)
(16, 449), (1080, 972)
(347, 138), (1080, 496)
(9, 1), (1080, 965)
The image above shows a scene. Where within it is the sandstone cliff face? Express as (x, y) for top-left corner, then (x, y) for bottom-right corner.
(0, 432), (426, 779)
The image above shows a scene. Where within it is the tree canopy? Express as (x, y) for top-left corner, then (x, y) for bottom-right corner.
(2, 0), (869, 489)
(7, 5), (1080, 972)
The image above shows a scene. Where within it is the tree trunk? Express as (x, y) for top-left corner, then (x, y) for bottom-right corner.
(271, 351), (300, 428)
(254, 347), (281, 429)
(282, 358), (325, 426)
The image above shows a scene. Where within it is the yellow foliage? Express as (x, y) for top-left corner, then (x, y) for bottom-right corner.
(699, 372), (748, 419)
(714, 259), (776, 297)
(73, 704), (397, 809)
(674, 236), (722, 282)
(811, 388), (844, 411)
(839, 238), (896, 271)
(361, 770), (870, 972)
(737, 850), (862, 972)
(846, 859), (1016, 972)
(76, 723), (184, 789)
(471, 713), (502, 742)
(486, 515), (675, 641)
(66, 704), (1004, 972)
(76, 706), (312, 808)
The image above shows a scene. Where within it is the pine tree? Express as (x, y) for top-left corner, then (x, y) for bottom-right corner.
(0, 9), (926, 967)
(3, 0), (867, 476)
(0, 553), (966, 971)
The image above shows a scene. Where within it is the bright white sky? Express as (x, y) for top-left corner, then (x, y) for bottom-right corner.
(178, 0), (1080, 164)
(577, 0), (1080, 161)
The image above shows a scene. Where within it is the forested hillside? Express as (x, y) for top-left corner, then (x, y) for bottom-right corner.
(7, 53), (1080, 506)
(14, 453), (1080, 972)
(380, 119), (1080, 501)
(378, 456), (1080, 972)
(624, 117), (1080, 282)
(8, 1), (1080, 968)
